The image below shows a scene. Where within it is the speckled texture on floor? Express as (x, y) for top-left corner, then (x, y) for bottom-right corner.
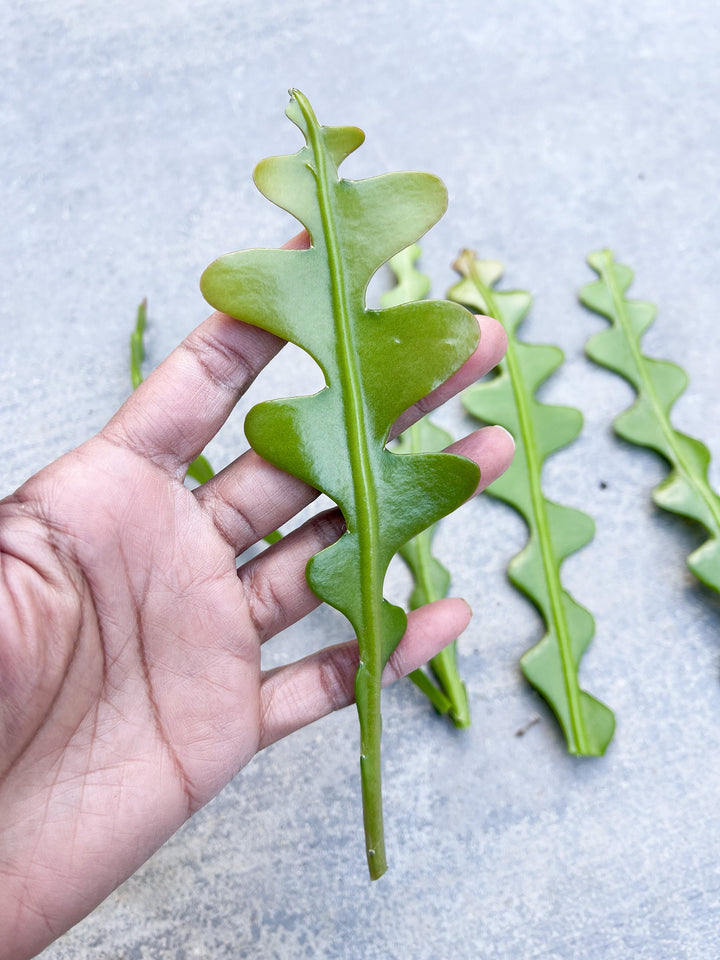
(2, 1), (720, 957)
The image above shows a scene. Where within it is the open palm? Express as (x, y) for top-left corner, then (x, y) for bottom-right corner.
(0, 287), (511, 959)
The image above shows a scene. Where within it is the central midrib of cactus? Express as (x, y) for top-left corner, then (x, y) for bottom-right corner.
(296, 92), (386, 868)
(600, 256), (720, 536)
(469, 260), (590, 754)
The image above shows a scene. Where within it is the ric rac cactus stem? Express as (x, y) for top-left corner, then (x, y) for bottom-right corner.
(450, 250), (614, 756)
(383, 245), (470, 728)
(580, 249), (720, 592)
(200, 91), (480, 877)
(130, 298), (147, 390)
(395, 416), (471, 726)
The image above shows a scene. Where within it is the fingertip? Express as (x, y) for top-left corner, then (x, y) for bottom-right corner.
(434, 595), (473, 628)
(492, 424), (516, 453)
(456, 596), (473, 621)
(446, 424), (515, 494)
(381, 598), (473, 686)
(481, 424), (516, 489)
(474, 314), (508, 370)
(282, 230), (311, 250)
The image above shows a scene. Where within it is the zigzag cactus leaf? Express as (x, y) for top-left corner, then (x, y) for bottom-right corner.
(580, 249), (720, 591)
(200, 92), (480, 878)
(382, 246), (470, 728)
(450, 250), (614, 756)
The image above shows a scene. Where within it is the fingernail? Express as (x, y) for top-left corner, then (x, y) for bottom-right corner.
(494, 424), (516, 449)
(457, 597), (473, 619)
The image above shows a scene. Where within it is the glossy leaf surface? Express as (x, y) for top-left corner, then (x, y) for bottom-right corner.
(451, 251), (614, 756)
(383, 245), (470, 728)
(200, 92), (480, 877)
(580, 249), (720, 592)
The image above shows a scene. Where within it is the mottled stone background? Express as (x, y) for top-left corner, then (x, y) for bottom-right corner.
(2, 1), (720, 956)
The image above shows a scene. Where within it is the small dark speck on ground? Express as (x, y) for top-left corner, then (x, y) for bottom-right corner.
(515, 715), (541, 737)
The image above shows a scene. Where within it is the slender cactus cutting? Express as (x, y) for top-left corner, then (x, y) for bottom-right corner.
(450, 250), (614, 756)
(201, 92), (480, 877)
(130, 298), (147, 390)
(580, 249), (720, 592)
(382, 245), (470, 727)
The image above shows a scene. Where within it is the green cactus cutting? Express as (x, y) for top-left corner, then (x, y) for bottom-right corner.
(200, 92), (480, 878)
(382, 245), (470, 728)
(580, 249), (720, 592)
(450, 250), (614, 756)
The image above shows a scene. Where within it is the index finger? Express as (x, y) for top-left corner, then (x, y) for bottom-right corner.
(101, 232), (310, 477)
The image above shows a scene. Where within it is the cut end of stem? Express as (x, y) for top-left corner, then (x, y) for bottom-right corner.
(367, 847), (388, 881)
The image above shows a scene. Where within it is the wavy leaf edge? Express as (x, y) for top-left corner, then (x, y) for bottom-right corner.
(580, 248), (720, 593)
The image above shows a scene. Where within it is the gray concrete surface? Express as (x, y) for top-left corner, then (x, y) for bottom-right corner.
(2, 0), (720, 957)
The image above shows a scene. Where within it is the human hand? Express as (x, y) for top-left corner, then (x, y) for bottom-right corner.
(0, 239), (513, 960)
